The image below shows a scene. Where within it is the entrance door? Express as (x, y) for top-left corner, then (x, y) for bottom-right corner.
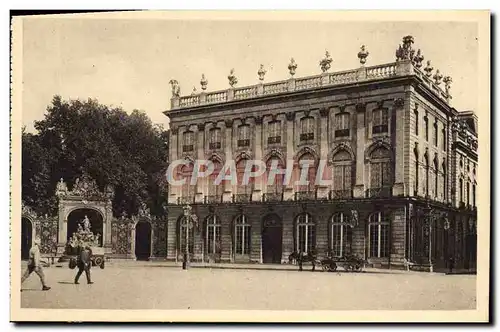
(21, 218), (32, 260)
(135, 221), (152, 261)
(262, 215), (283, 264)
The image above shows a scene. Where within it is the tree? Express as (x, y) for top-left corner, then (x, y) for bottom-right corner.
(23, 95), (169, 217)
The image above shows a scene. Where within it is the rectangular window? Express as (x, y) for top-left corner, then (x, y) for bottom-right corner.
(442, 128), (447, 150)
(369, 223), (390, 258)
(237, 125), (250, 147)
(424, 116), (429, 141)
(372, 109), (389, 134)
(433, 122), (438, 147)
(268, 121), (281, 145)
(300, 117), (315, 141)
(335, 113), (350, 137)
(414, 110), (419, 135)
(182, 131), (194, 152)
(209, 128), (222, 150)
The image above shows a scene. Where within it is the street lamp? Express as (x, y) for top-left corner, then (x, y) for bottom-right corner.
(182, 204), (198, 270)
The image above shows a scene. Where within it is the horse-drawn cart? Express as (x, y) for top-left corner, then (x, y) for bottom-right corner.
(67, 246), (106, 269)
(320, 254), (365, 272)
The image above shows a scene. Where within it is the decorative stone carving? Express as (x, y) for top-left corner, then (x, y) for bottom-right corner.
(303, 110), (311, 118)
(393, 98), (405, 109)
(443, 76), (453, 96)
(288, 58), (298, 77)
(197, 123), (205, 131)
(355, 102), (366, 112)
(254, 116), (263, 125)
(59, 174), (102, 199)
(376, 100), (385, 109)
(228, 69), (238, 87)
(395, 35), (415, 61)
(286, 112), (295, 121)
(137, 202), (151, 219)
(170, 126), (178, 135)
(21, 201), (38, 221)
(357, 45), (369, 65)
(258, 64), (267, 81)
(191, 86), (197, 95)
(271, 113), (278, 122)
(200, 74), (208, 91)
(319, 51), (333, 73)
(168, 79), (181, 98)
(413, 49), (424, 68)
(424, 60), (434, 77)
(225, 119), (234, 128)
(319, 107), (329, 117)
(433, 69), (443, 85)
(56, 178), (68, 196)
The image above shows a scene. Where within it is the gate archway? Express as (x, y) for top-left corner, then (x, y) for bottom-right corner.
(135, 221), (152, 260)
(66, 208), (104, 246)
(56, 174), (114, 255)
(21, 217), (33, 260)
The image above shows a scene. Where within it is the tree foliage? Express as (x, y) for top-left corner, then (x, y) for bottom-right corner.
(22, 95), (169, 217)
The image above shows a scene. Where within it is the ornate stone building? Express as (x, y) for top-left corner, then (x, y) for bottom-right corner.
(161, 36), (478, 271)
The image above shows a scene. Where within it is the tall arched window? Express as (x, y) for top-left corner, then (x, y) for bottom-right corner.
(300, 116), (315, 141)
(182, 130), (194, 152)
(424, 115), (429, 141)
(205, 214), (221, 255)
(236, 159), (253, 197)
(296, 153), (316, 198)
(330, 213), (352, 257)
(423, 154), (429, 196)
(295, 213), (315, 253)
(368, 212), (390, 258)
(459, 178), (464, 203)
(433, 121), (439, 147)
(179, 163), (195, 203)
(332, 150), (352, 199)
(433, 156), (439, 199)
(207, 161), (222, 203)
(234, 215), (251, 256)
(414, 149), (419, 196)
(441, 162), (446, 201)
(266, 157), (285, 196)
(369, 147), (392, 196)
(178, 216), (194, 254)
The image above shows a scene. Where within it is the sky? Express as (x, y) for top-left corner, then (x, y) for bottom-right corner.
(21, 13), (479, 133)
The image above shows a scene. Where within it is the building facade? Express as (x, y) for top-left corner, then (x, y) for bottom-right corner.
(164, 36), (478, 271)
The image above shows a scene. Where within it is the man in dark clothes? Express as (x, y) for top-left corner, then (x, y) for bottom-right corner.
(75, 245), (93, 284)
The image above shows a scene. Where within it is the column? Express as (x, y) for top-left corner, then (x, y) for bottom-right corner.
(393, 98), (406, 196)
(317, 108), (330, 199)
(168, 127), (179, 204)
(195, 124), (205, 203)
(284, 112), (295, 200)
(354, 103), (366, 198)
(252, 117), (263, 201)
(222, 120), (233, 202)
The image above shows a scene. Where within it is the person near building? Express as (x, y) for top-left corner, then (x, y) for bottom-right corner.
(74, 245), (94, 284)
(21, 238), (51, 291)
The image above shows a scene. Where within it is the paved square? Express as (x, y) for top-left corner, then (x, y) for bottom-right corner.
(20, 263), (476, 310)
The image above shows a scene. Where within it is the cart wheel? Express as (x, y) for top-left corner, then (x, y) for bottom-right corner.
(322, 264), (328, 271)
(94, 257), (103, 266)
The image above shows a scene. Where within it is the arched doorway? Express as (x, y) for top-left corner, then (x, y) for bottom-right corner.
(135, 221), (152, 261)
(21, 217), (33, 260)
(262, 214), (283, 264)
(67, 208), (104, 246)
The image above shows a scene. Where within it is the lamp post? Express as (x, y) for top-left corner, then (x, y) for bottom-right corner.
(182, 204), (198, 270)
(423, 198), (447, 273)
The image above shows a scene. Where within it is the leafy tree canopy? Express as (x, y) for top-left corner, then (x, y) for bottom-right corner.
(22, 95), (169, 217)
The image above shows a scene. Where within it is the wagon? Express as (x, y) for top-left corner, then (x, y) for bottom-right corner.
(320, 254), (365, 272)
(68, 246), (106, 270)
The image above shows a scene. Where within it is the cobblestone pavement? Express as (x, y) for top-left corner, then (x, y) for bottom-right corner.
(19, 262), (476, 310)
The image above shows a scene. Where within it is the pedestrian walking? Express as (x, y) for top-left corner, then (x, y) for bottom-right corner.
(74, 245), (93, 284)
(21, 238), (51, 291)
